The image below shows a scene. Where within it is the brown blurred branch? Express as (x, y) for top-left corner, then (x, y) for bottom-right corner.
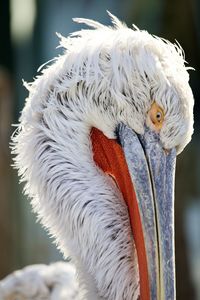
(0, 68), (15, 279)
(0, 0), (16, 279)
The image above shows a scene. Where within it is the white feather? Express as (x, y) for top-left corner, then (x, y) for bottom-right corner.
(0, 262), (80, 300)
(72, 18), (106, 30)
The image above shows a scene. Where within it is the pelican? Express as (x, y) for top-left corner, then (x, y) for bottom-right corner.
(8, 12), (193, 300)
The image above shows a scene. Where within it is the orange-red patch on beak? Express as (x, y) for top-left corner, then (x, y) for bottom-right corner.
(91, 127), (150, 300)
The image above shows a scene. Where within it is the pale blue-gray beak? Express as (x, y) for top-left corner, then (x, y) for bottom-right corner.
(117, 123), (176, 300)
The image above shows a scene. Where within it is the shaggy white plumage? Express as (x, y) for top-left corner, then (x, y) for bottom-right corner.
(11, 12), (194, 300)
(0, 262), (80, 300)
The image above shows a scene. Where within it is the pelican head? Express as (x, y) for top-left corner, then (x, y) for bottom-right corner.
(13, 12), (194, 300)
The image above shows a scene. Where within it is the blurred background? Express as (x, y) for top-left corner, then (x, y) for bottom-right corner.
(0, 0), (200, 299)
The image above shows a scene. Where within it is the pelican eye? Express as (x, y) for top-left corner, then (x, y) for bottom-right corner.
(147, 102), (165, 130)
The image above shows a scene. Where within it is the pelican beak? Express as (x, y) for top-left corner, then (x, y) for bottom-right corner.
(116, 123), (176, 300)
(91, 123), (176, 300)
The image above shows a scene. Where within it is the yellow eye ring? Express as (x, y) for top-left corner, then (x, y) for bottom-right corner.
(148, 102), (165, 130)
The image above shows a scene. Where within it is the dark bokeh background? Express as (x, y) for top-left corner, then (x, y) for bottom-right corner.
(0, 1), (200, 299)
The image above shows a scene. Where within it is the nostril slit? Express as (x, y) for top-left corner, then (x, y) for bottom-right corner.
(114, 124), (123, 146)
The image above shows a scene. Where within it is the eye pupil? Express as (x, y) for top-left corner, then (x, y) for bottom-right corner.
(156, 112), (162, 121)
